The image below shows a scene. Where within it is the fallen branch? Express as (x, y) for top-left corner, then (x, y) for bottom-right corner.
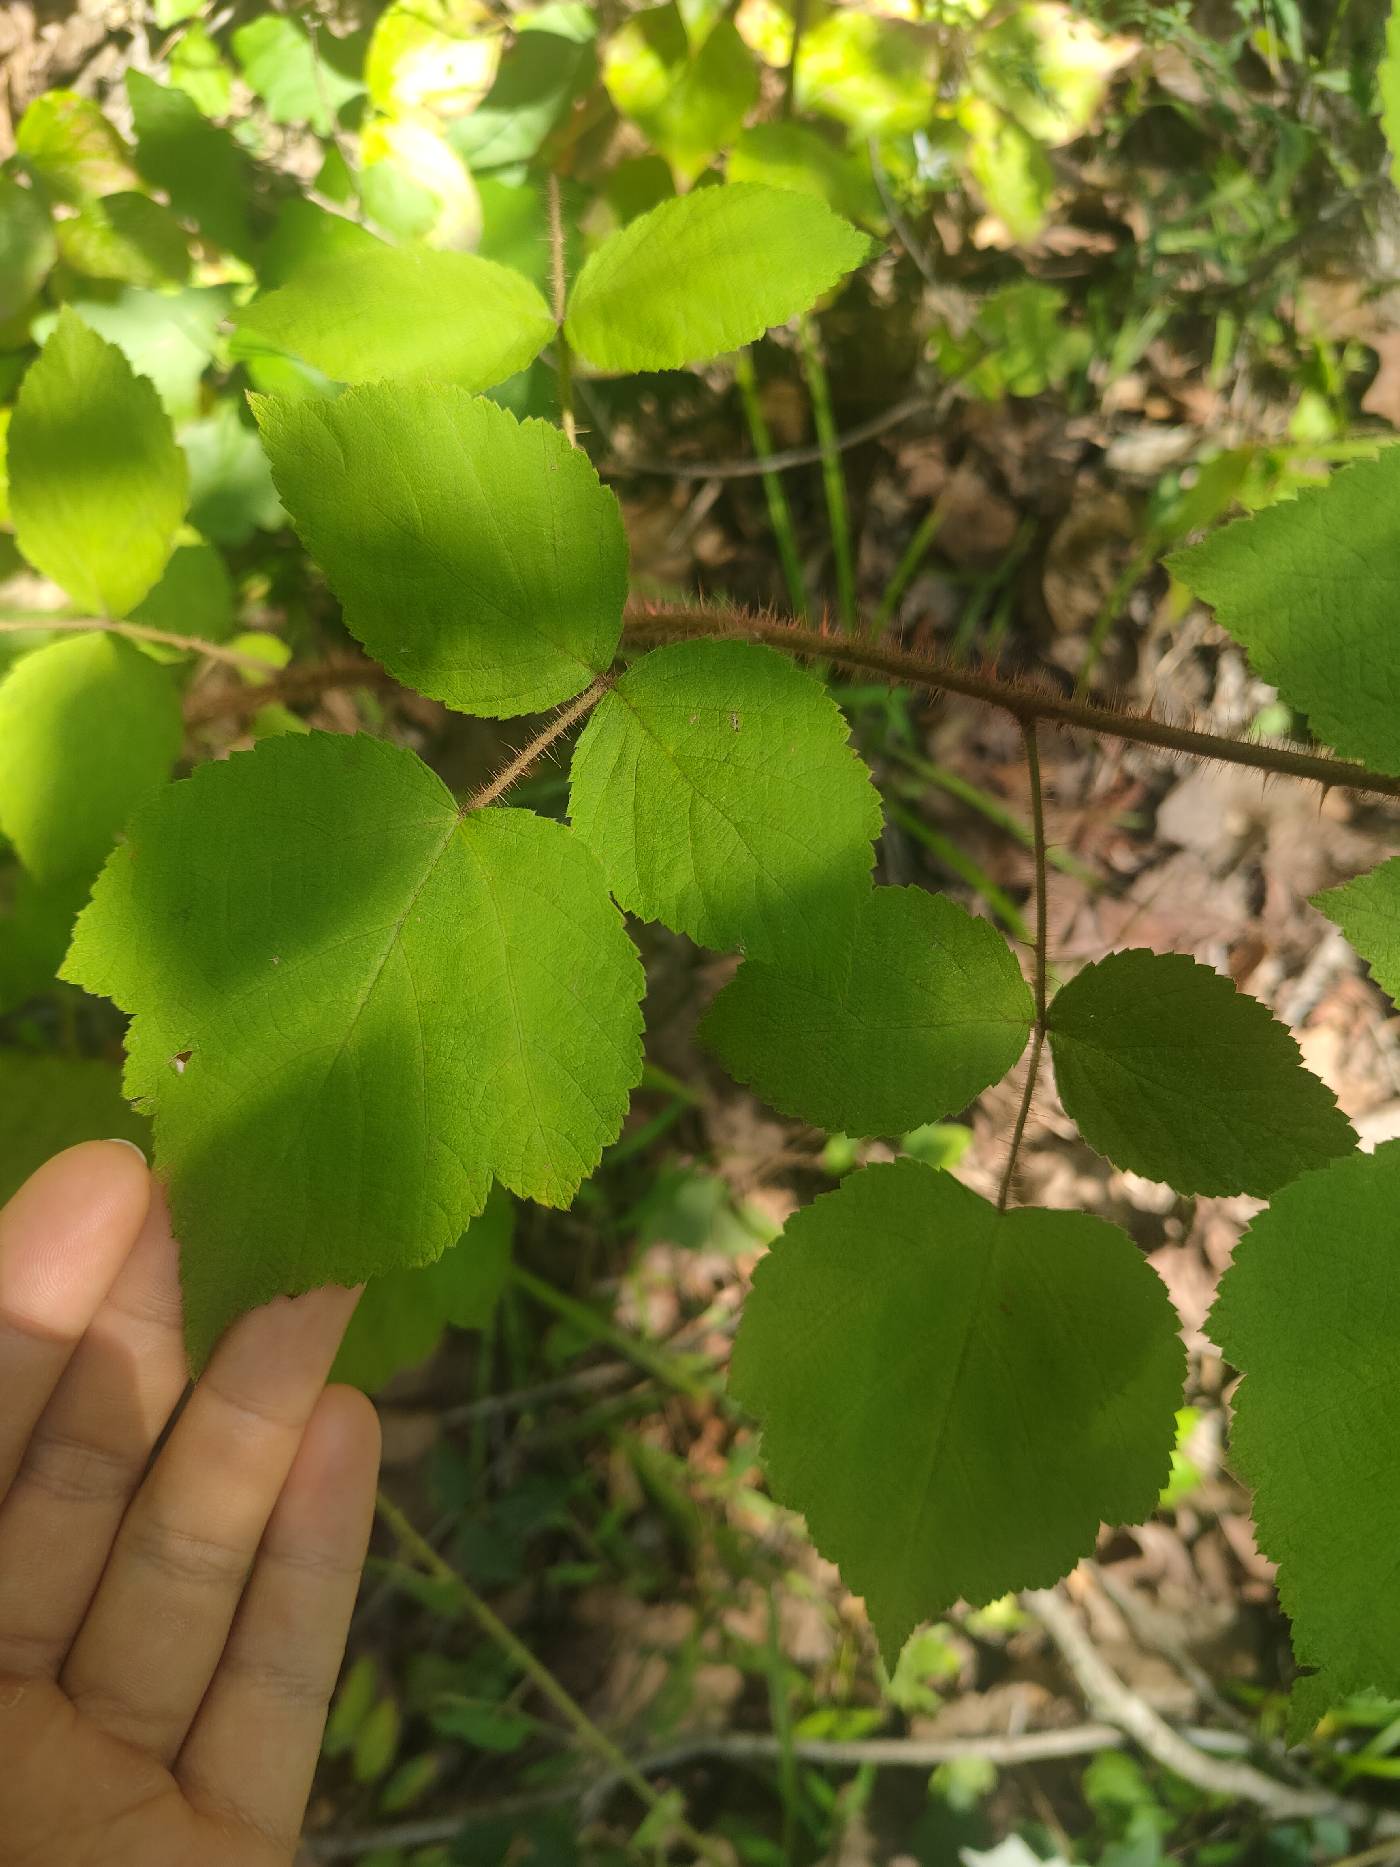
(1027, 1586), (1400, 1835)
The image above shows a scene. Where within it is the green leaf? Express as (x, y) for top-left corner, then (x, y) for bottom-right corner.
(703, 888), (1032, 1134)
(0, 176), (56, 320)
(0, 1052), (149, 1205)
(603, 6), (758, 185)
(181, 403), (283, 546)
(332, 1187), (514, 1391)
(130, 540), (235, 650)
(62, 732), (644, 1364)
(234, 245), (553, 390)
(569, 640), (882, 955)
(39, 284), (232, 422)
(1208, 1142), (1400, 1703)
(55, 191), (190, 289)
(126, 70), (254, 259)
(257, 198), (387, 288)
(366, 0), (500, 116)
(0, 635), (183, 885)
(232, 14), (366, 134)
(16, 90), (137, 203)
(447, 17), (595, 170)
(728, 123), (882, 227)
(168, 22), (234, 118)
(253, 384), (626, 716)
(794, 9), (936, 136)
(1314, 858), (1400, 1004)
(563, 183), (871, 373)
(1380, 0), (1400, 187)
(1047, 949), (1356, 1198)
(1169, 450), (1400, 774)
(731, 1159), (1183, 1662)
(9, 310), (188, 617)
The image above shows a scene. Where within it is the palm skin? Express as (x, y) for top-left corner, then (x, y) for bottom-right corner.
(0, 1142), (380, 1867)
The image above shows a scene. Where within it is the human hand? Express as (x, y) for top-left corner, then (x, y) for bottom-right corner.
(0, 1141), (381, 1867)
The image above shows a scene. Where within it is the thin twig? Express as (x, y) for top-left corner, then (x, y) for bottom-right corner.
(374, 1490), (726, 1864)
(624, 604), (1400, 800)
(547, 173), (577, 448)
(0, 615), (276, 671)
(301, 1720), (1259, 1858)
(797, 316), (856, 630)
(1027, 1585), (1400, 1834)
(600, 392), (930, 481)
(180, 602), (1400, 801)
(998, 719), (1047, 1211)
(463, 676), (611, 812)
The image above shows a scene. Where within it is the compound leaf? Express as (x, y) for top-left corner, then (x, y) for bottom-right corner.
(1314, 858), (1400, 1005)
(569, 639), (882, 956)
(62, 731), (644, 1364)
(9, 310), (188, 617)
(704, 887), (1032, 1134)
(732, 1159), (1184, 1662)
(0, 634), (182, 886)
(1170, 450), (1400, 774)
(1047, 950), (1354, 1197)
(235, 245), (553, 390)
(0, 1051), (149, 1205)
(253, 385), (625, 716)
(1208, 1142), (1400, 1705)
(563, 183), (870, 373)
(332, 1186), (514, 1392)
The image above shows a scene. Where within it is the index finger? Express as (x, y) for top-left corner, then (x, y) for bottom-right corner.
(0, 1142), (152, 1499)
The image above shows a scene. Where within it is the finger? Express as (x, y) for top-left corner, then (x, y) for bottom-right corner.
(60, 1279), (361, 1762)
(0, 1181), (188, 1679)
(177, 1385), (380, 1854)
(0, 1142), (152, 1501)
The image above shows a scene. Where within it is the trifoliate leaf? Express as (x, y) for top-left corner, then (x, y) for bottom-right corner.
(16, 90), (137, 203)
(732, 1160), (1183, 1662)
(1314, 858), (1400, 1005)
(569, 640), (882, 956)
(1208, 1143), (1400, 1703)
(332, 1187), (514, 1392)
(253, 385), (625, 716)
(0, 1051), (150, 1204)
(127, 71), (254, 259)
(9, 311), (188, 617)
(563, 183), (871, 373)
(0, 634), (182, 885)
(1170, 450), (1400, 774)
(234, 246), (553, 390)
(62, 732), (644, 1364)
(1047, 949), (1355, 1198)
(703, 888), (1032, 1134)
(55, 190), (190, 289)
(0, 175), (56, 320)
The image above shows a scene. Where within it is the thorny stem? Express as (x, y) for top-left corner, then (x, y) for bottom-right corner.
(463, 675), (611, 812)
(374, 1489), (726, 1864)
(167, 600), (1400, 800)
(998, 719), (1048, 1212)
(547, 174), (577, 448)
(797, 317), (857, 631)
(0, 615), (276, 671)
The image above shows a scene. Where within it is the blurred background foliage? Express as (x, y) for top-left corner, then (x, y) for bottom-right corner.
(5, 1), (1400, 1862)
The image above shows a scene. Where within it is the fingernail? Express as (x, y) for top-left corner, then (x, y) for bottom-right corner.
(104, 1137), (148, 1163)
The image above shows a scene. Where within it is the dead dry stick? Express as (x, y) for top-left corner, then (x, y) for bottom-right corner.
(1027, 1585), (1400, 1835)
